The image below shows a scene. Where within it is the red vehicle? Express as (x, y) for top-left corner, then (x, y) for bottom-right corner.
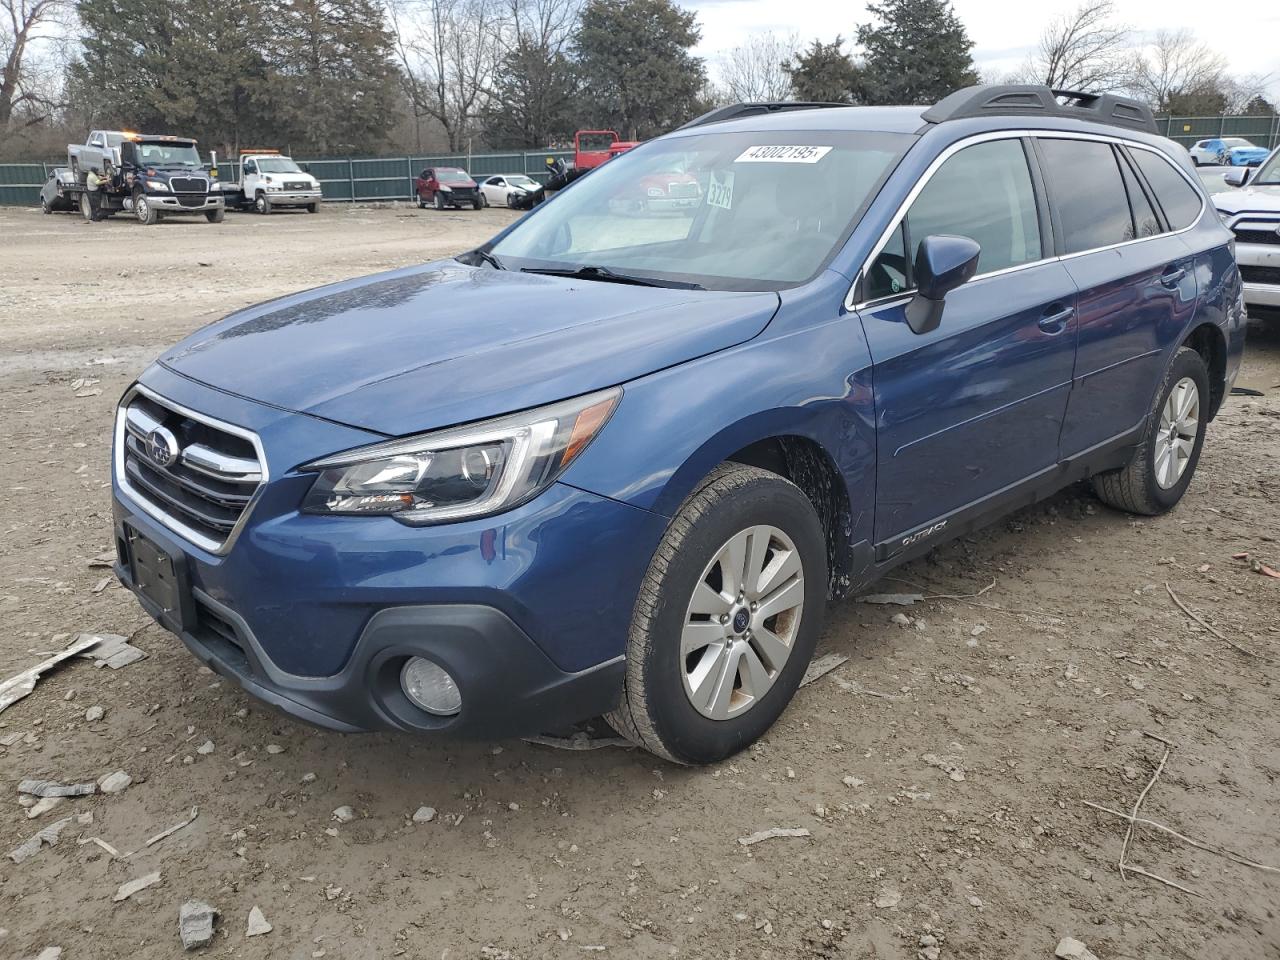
(574, 130), (640, 171)
(414, 166), (483, 210)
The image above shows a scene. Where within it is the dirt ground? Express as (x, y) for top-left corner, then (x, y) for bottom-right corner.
(1, 204), (1278, 960)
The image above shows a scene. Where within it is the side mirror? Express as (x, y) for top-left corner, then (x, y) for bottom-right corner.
(1223, 167), (1250, 187)
(904, 235), (981, 335)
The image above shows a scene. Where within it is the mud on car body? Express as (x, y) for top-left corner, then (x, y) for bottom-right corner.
(112, 86), (1244, 764)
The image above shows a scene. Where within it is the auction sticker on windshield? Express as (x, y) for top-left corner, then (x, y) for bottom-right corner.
(735, 145), (833, 164)
(707, 170), (734, 210)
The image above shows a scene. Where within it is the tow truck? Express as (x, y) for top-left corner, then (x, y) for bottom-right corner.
(214, 149), (323, 213)
(48, 130), (224, 224)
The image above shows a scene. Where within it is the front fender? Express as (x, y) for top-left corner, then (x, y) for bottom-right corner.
(559, 307), (877, 550)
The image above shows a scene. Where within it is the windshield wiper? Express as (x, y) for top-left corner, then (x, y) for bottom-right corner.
(462, 249), (505, 270)
(521, 265), (703, 290)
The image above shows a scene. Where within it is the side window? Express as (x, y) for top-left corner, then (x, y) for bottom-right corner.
(865, 221), (909, 301)
(1118, 152), (1162, 239)
(1129, 148), (1203, 231)
(1038, 139), (1132, 253)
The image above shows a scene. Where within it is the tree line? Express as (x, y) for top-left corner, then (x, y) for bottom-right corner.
(1, 0), (1275, 161)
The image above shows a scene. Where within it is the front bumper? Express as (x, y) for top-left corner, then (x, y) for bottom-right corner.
(1236, 242), (1280, 308)
(265, 191), (322, 207)
(148, 194), (225, 214)
(110, 367), (665, 736)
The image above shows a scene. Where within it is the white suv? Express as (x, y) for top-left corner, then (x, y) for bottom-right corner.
(1213, 148), (1280, 312)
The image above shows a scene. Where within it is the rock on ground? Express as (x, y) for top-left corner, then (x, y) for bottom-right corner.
(245, 906), (272, 937)
(179, 900), (218, 950)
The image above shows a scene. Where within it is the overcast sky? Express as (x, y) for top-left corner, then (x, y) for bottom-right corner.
(689, 0), (1280, 98)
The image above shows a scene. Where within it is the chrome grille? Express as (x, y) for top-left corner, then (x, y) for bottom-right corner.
(284, 181), (310, 191)
(115, 387), (266, 553)
(170, 177), (208, 194)
(667, 181), (700, 199)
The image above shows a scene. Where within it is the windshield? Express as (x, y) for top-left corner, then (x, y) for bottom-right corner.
(136, 142), (202, 167)
(1252, 149), (1280, 185)
(1224, 139), (1252, 147)
(508, 175), (537, 188)
(256, 157), (302, 173)
(438, 168), (472, 183)
(491, 129), (912, 291)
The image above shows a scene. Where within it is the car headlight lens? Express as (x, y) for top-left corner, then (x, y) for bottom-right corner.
(209, 181), (221, 192)
(146, 179), (169, 191)
(647, 187), (664, 198)
(301, 388), (620, 524)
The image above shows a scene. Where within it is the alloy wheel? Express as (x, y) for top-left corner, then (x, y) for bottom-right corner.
(1155, 377), (1199, 489)
(680, 525), (804, 721)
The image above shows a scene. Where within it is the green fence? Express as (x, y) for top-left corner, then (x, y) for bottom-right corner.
(1156, 114), (1280, 150)
(0, 148), (575, 206)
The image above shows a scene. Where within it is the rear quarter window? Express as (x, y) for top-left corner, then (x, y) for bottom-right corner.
(1129, 148), (1204, 230)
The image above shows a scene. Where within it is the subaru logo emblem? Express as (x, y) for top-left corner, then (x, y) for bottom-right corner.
(146, 426), (180, 468)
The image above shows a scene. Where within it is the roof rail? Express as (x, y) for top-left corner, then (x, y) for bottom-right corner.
(921, 85), (1157, 134)
(676, 101), (849, 131)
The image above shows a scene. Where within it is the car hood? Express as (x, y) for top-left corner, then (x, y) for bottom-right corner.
(1212, 183), (1280, 214)
(159, 261), (780, 437)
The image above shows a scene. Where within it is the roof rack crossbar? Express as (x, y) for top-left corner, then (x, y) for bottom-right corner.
(920, 84), (1157, 134)
(677, 101), (849, 131)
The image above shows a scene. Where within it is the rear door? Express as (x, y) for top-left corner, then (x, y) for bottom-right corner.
(857, 135), (1079, 552)
(1038, 137), (1199, 458)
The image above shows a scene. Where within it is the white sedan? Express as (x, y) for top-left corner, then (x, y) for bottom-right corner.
(479, 174), (540, 207)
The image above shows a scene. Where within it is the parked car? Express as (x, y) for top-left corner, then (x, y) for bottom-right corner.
(1188, 137), (1270, 167)
(479, 174), (539, 207)
(1213, 149), (1280, 312)
(415, 167), (482, 209)
(38, 167), (78, 214)
(112, 85), (1244, 764)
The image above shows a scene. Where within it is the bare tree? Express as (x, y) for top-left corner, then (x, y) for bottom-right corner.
(1131, 29), (1228, 112)
(0, 0), (70, 130)
(717, 31), (800, 103)
(504, 0), (580, 54)
(1220, 71), (1277, 115)
(1014, 0), (1132, 92)
(389, 0), (506, 152)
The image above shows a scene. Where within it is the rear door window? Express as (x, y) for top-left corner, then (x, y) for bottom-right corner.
(1038, 139), (1133, 253)
(1129, 148), (1204, 230)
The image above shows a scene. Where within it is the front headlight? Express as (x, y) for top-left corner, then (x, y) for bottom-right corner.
(301, 388), (620, 524)
(209, 181), (222, 192)
(438, 184), (452, 192)
(146, 179), (170, 191)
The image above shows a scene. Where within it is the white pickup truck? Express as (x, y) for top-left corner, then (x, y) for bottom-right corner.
(216, 151), (323, 214)
(1214, 148), (1280, 316)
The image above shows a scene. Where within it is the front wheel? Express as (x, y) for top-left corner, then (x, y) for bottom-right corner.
(1092, 346), (1210, 515)
(307, 202), (320, 214)
(80, 192), (94, 221)
(206, 207), (225, 223)
(434, 192), (446, 210)
(475, 192), (486, 209)
(255, 193), (271, 214)
(607, 463), (827, 764)
(41, 196), (51, 215)
(134, 193), (158, 225)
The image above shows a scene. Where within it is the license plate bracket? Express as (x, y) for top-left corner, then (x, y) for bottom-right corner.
(123, 524), (192, 633)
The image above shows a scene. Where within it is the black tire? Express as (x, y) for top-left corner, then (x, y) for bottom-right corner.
(255, 192), (271, 215)
(507, 192), (517, 208)
(435, 192), (446, 210)
(607, 463), (828, 764)
(476, 192), (486, 209)
(80, 192), (93, 221)
(206, 207), (225, 223)
(1091, 347), (1210, 516)
(307, 202), (320, 214)
(41, 196), (51, 215)
(134, 193), (159, 225)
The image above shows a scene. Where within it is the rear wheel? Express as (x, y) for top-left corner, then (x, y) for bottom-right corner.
(607, 463), (827, 764)
(1092, 347), (1210, 516)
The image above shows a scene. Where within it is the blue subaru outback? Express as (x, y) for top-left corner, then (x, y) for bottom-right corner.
(113, 86), (1245, 763)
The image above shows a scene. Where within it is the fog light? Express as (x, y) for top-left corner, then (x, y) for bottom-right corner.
(400, 657), (461, 716)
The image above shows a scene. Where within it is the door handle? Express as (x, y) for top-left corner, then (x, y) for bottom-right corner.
(1160, 266), (1187, 287)
(1038, 305), (1074, 333)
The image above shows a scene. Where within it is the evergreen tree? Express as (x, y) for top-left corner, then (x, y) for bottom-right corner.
(855, 0), (978, 105)
(1243, 95), (1277, 116)
(572, 0), (705, 139)
(783, 38), (863, 104)
(481, 38), (577, 147)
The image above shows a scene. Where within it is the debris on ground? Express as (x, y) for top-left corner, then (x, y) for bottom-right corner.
(179, 900), (218, 950)
(145, 807), (199, 848)
(841, 776), (866, 788)
(890, 612), (913, 626)
(84, 705), (104, 722)
(113, 871), (162, 902)
(0, 634), (104, 715)
(19, 779), (97, 798)
(26, 797), (66, 818)
(9, 815), (74, 863)
(799, 654), (849, 687)
(1055, 937), (1100, 960)
(873, 888), (902, 909)
(87, 550), (118, 568)
(857, 592), (923, 605)
(522, 732), (633, 751)
(77, 835), (124, 859)
(245, 906), (272, 937)
(922, 753), (967, 782)
(78, 633), (147, 670)
(196, 740), (214, 755)
(412, 806), (436, 823)
(331, 806), (355, 823)
(737, 827), (811, 846)
(98, 770), (132, 794)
